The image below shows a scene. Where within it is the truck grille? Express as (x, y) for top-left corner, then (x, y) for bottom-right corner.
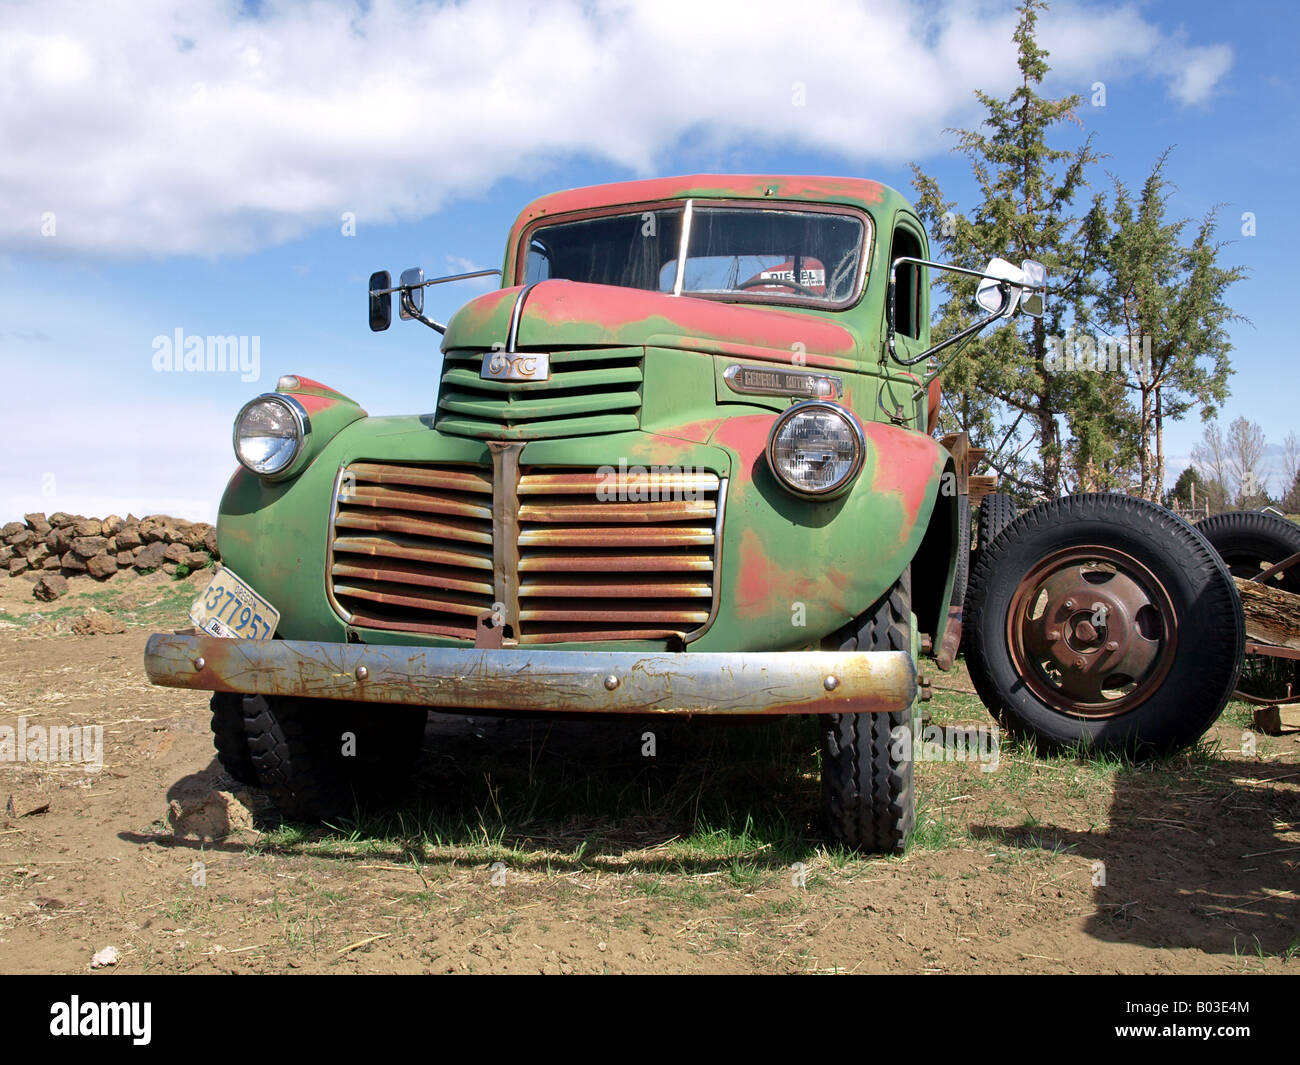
(435, 347), (643, 440)
(328, 461), (723, 644)
(329, 462), (495, 640)
(516, 468), (722, 644)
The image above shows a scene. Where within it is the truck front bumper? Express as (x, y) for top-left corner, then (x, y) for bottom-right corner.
(143, 635), (916, 716)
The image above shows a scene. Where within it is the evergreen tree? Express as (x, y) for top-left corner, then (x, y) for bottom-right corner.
(911, 0), (1125, 500)
(1089, 152), (1242, 500)
(1165, 464), (1206, 513)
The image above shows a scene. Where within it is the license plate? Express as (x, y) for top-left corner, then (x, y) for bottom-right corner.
(189, 566), (280, 640)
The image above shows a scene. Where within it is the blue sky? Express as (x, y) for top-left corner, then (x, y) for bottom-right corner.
(1, 0), (1294, 520)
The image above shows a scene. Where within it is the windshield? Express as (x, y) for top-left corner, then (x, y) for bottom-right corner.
(523, 203), (868, 307)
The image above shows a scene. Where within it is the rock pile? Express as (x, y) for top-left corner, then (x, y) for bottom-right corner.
(1, 513), (218, 598)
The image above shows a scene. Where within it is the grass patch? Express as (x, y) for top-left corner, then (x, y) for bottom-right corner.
(5, 572), (198, 630)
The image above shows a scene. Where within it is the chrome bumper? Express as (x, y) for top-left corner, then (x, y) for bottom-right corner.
(144, 634), (916, 716)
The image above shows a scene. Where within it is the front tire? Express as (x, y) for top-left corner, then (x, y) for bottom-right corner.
(210, 693), (257, 785)
(822, 570), (916, 854)
(244, 697), (426, 821)
(965, 494), (1243, 755)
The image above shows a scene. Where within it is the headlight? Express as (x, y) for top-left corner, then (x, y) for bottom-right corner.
(232, 394), (310, 477)
(766, 401), (865, 499)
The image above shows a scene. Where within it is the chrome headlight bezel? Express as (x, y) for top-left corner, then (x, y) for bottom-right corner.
(765, 400), (866, 500)
(232, 393), (311, 479)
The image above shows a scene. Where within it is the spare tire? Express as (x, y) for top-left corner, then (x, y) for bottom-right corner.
(965, 493), (1243, 755)
(1196, 510), (1300, 591)
(1196, 510), (1300, 700)
(976, 493), (1019, 555)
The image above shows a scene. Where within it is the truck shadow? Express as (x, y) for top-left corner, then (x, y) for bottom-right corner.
(132, 713), (830, 873)
(967, 752), (1300, 959)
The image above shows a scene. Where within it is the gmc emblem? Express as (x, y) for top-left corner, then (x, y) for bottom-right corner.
(481, 350), (551, 382)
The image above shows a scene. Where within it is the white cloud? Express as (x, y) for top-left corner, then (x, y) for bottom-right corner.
(1162, 43), (1235, 106)
(0, 0), (1233, 258)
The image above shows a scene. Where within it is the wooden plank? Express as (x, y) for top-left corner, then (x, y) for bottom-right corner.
(969, 474), (999, 508)
(1234, 577), (1300, 650)
(940, 432), (971, 495)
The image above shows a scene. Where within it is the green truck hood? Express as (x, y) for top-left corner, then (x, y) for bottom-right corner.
(442, 280), (861, 364)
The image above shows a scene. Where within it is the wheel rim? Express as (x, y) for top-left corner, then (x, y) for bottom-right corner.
(1006, 545), (1178, 719)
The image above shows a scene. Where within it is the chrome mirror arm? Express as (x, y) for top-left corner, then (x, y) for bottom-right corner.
(369, 268), (504, 336)
(885, 256), (1016, 367)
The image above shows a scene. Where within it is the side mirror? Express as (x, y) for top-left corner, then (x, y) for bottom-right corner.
(368, 271), (392, 332)
(399, 267), (424, 320)
(974, 257), (1024, 318)
(885, 253), (1048, 378)
(1019, 259), (1046, 318)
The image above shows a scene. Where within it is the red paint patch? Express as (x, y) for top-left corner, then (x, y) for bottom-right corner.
(711, 413), (778, 463)
(292, 393), (338, 416)
(519, 281), (857, 364)
(709, 413), (777, 502)
(516, 174), (890, 225)
(735, 527), (781, 613)
(863, 423), (942, 524)
(443, 288), (519, 349)
(293, 376), (336, 395)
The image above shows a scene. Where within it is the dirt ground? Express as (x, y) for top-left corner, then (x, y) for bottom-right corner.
(0, 568), (1297, 975)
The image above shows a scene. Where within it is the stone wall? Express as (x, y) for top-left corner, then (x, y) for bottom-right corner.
(2, 512), (218, 600)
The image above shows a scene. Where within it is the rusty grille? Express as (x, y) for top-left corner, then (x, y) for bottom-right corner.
(329, 461), (495, 639)
(515, 468), (722, 644)
(329, 461), (723, 644)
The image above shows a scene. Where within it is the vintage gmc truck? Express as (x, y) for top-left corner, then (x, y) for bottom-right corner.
(144, 174), (1244, 853)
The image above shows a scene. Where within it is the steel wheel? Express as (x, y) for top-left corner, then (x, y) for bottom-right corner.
(1007, 545), (1178, 718)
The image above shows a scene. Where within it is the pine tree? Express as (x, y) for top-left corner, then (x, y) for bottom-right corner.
(911, 0), (1125, 500)
(1089, 152), (1243, 500)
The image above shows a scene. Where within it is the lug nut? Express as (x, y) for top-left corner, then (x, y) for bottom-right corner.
(1074, 658), (1085, 669)
(1063, 599), (1075, 610)
(1047, 630), (1060, 641)
(1106, 641), (1119, 651)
